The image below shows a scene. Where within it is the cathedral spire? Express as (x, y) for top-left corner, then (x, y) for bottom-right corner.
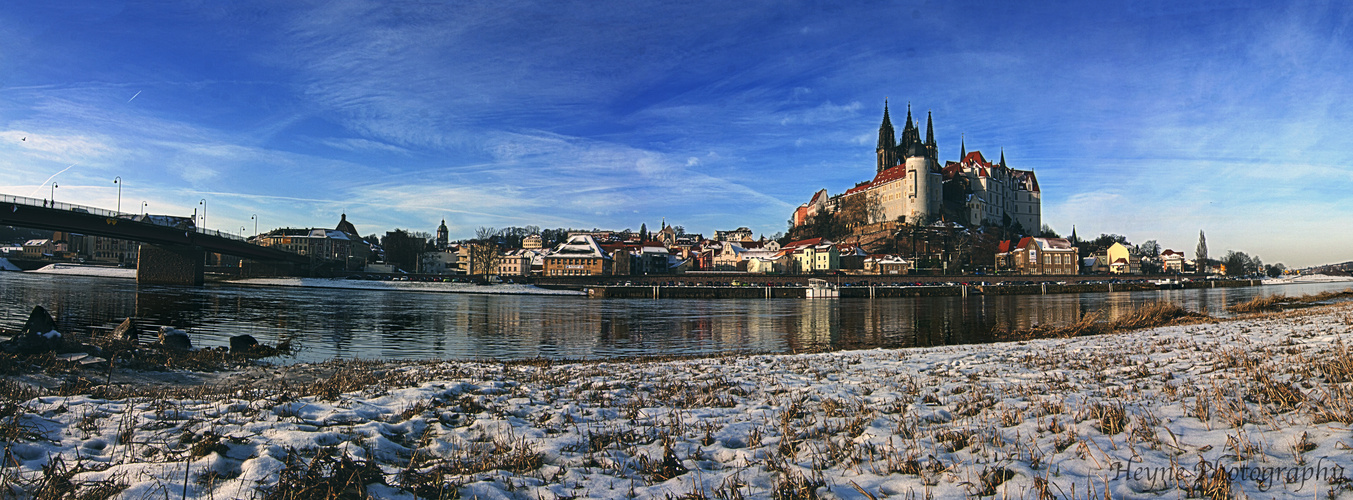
(898, 102), (923, 158)
(925, 111), (935, 146)
(876, 100), (899, 173)
(960, 134), (966, 160)
(877, 100), (896, 151)
(925, 110), (937, 160)
(999, 148), (1007, 168)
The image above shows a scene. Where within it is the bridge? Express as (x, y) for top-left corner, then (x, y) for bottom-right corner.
(2, 193), (308, 285)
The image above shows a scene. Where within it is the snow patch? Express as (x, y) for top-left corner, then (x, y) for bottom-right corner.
(29, 263), (136, 279)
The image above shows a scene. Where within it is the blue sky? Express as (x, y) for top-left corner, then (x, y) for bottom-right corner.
(1, 1), (1350, 267)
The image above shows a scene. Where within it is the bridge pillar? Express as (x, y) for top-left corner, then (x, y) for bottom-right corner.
(136, 244), (205, 286)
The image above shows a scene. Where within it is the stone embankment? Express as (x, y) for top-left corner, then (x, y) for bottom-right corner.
(587, 278), (1263, 298)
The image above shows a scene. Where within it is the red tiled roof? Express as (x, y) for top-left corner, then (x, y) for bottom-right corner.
(942, 162), (961, 180)
(963, 151), (990, 166)
(844, 182), (872, 195)
(872, 164), (908, 185)
(785, 237), (824, 248)
(998, 240), (1011, 253)
(1016, 237), (1032, 250)
(1016, 169), (1040, 192)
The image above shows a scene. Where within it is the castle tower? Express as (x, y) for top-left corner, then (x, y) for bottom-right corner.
(901, 106), (940, 224)
(876, 101), (898, 173)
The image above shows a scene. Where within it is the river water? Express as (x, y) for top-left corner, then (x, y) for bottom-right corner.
(1, 272), (1349, 363)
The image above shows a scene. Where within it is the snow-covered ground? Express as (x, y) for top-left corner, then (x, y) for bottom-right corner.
(26, 263), (136, 278)
(1268, 273), (1353, 284)
(0, 257), (20, 271)
(4, 303), (1353, 499)
(230, 277), (585, 295)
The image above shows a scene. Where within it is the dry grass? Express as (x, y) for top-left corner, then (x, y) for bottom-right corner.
(1229, 288), (1353, 314)
(994, 301), (1212, 341)
(262, 447), (387, 500)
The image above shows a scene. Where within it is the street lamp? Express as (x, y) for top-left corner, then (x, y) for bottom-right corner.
(113, 177), (121, 213)
(251, 214), (257, 236)
(51, 183), (57, 205)
(141, 201), (148, 215)
(198, 199), (207, 229)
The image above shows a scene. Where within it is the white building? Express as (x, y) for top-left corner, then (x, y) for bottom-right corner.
(942, 149), (1041, 232)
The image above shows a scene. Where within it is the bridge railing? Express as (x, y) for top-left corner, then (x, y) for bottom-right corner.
(195, 228), (248, 242)
(2, 193), (124, 218)
(3, 193), (254, 242)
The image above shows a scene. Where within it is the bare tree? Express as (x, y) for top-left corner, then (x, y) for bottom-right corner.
(866, 192), (885, 225)
(469, 226), (502, 275)
(1137, 240), (1160, 259)
(836, 194), (868, 232)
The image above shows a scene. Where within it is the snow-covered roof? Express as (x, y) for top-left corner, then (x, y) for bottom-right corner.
(1032, 238), (1075, 251)
(548, 235), (611, 260)
(865, 254), (909, 264)
(742, 249), (780, 261)
(24, 239), (50, 246)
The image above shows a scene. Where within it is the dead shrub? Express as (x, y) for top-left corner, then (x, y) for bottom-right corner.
(1189, 457), (1233, 500)
(263, 447), (386, 500)
(996, 302), (1210, 341)
(1229, 288), (1353, 314)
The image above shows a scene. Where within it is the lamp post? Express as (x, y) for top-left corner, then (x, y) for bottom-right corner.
(51, 183), (57, 205)
(113, 177), (121, 213)
(199, 199), (207, 229)
(251, 214), (257, 237)
(141, 201), (148, 215)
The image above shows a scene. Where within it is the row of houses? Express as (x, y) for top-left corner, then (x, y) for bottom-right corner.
(15, 232), (139, 265)
(509, 234), (918, 277)
(995, 239), (1199, 276)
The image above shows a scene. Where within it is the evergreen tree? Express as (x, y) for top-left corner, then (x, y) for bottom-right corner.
(1196, 230), (1208, 273)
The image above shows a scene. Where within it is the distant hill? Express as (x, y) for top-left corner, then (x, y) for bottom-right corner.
(1304, 261), (1353, 276)
(1, 226), (53, 245)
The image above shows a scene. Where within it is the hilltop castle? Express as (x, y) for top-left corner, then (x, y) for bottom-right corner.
(792, 101), (1041, 232)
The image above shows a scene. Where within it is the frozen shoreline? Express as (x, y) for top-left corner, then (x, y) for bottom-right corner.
(25, 263), (136, 278)
(1266, 273), (1353, 284)
(3, 303), (1353, 499)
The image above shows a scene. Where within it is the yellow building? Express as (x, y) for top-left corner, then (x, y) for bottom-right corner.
(1104, 243), (1141, 274)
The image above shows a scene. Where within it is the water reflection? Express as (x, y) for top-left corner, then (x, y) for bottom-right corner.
(1, 272), (1348, 364)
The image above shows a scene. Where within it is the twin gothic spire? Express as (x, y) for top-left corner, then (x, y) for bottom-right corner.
(876, 100), (939, 173)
